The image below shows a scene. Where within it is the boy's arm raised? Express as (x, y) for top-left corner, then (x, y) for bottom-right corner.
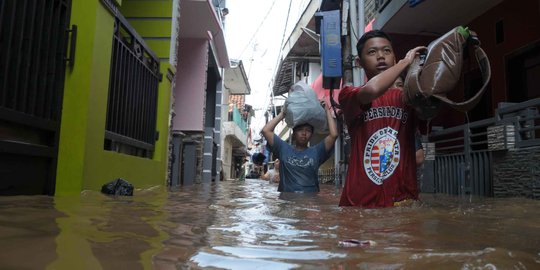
(324, 102), (339, 151)
(261, 110), (285, 148)
(355, 46), (426, 104)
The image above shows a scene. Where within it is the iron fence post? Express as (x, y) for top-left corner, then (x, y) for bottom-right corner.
(463, 126), (472, 195)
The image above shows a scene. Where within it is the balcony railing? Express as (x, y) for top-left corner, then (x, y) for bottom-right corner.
(232, 106), (247, 134)
(429, 98), (540, 154)
(427, 98), (540, 196)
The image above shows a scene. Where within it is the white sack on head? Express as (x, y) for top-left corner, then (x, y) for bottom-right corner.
(284, 81), (328, 134)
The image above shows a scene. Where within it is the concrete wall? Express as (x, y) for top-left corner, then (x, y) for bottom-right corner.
(183, 132), (205, 184)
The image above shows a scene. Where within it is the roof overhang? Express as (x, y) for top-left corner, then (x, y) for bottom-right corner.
(273, 60), (294, 96)
(179, 0), (229, 68)
(374, 0), (503, 35)
(281, 0), (321, 62)
(225, 60), (251, 95)
(273, 0), (321, 96)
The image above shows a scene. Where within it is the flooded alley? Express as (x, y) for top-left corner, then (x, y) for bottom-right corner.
(1, 179), (539, 269)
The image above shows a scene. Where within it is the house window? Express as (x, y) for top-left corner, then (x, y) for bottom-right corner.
(104, 12), (162, 158)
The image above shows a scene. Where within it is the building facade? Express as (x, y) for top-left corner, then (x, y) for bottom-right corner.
(221, 61), (251, 180)
(169, 0), (245, 186)
(270, 0), (540, 198)
(0, 0), (179, 195)
(0, 0), (243, 194)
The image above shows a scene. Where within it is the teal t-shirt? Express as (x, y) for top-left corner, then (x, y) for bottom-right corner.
(271, 134), (333, 192)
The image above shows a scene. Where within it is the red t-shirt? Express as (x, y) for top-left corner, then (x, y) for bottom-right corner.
(339, 86), (419, 208)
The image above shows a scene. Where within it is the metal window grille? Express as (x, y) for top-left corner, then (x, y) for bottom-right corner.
(104, 2), (161, 157)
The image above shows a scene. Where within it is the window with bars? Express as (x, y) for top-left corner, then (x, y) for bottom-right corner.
(103, 3), (161, 158)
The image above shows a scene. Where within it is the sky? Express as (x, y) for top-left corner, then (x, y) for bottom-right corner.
(224, 0), (312, 135)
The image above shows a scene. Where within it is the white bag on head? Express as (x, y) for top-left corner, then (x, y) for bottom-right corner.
(284, 81), (328, 134)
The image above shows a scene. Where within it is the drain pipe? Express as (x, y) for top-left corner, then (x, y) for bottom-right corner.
(358, 0), (365, 85)
(349, 0), (361, 86)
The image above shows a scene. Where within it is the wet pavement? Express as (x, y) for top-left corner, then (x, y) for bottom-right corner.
(1, 179), (539, 269)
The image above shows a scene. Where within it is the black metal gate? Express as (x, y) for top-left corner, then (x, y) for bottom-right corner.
(0, 0), (74, 195)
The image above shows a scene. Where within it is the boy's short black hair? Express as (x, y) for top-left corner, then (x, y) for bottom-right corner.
(356, 30), (393, 57)
(293, 123), (314, 133)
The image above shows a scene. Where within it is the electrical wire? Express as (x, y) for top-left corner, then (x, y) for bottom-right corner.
(237, 0), (278, 60)
(254, 0), (293, 133)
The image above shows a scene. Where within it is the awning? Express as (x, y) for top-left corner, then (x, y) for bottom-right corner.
(272, 60), (295, 96)
(224, 60), (251, 95)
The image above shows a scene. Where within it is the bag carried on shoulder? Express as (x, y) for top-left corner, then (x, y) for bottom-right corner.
(404, 26), (491, 120)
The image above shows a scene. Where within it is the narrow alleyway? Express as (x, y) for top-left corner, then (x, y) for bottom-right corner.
(1, 179), (539, 269)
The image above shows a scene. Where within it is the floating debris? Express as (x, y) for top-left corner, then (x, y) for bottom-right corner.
(338, 239), (377, 247)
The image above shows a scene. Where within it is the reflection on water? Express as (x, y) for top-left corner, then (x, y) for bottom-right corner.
(0, 179), (539, 269)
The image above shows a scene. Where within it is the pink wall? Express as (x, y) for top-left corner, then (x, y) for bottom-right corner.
(173, 38), (209, 131)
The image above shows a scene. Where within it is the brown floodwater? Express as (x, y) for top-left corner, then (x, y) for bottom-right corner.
(0, 179), (539, 269)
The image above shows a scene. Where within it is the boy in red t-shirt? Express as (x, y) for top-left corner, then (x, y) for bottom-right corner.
(339, 30), (426, 208)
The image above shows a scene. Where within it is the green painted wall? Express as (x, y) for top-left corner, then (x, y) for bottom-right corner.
(127, 20), (172, 37)
(121, 1), (172, 17)
(56, 0), (174, 195)
(56, 0), (99, 195)
(123, 0), (174, 60)
(145, 40), (172, 58)
(154, 65), (174, 162)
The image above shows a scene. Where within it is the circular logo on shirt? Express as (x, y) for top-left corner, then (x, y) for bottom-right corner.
(363, 127), (400, 185)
